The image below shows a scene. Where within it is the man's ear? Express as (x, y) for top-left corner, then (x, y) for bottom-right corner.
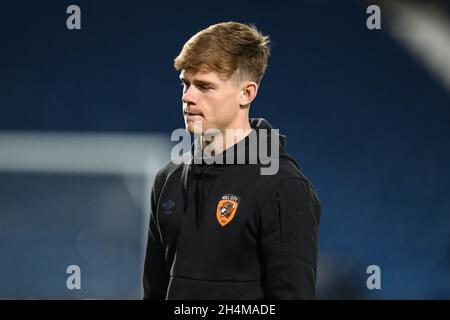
(239, 81), (259, 106)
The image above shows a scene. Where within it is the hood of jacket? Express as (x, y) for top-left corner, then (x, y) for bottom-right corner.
(181, 117), (300, 226)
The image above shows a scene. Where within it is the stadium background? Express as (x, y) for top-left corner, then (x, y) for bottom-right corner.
(0, 0), (449, 299)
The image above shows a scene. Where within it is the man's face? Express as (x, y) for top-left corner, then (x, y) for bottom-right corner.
(180, 69), (242, 135)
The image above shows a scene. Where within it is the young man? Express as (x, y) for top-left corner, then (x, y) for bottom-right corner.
(143, 22), (321, 299)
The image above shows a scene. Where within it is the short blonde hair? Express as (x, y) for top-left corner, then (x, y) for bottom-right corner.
(174, 22), (271, 84)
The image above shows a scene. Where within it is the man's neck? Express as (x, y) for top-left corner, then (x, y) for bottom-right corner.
(200, 122), (252, 156)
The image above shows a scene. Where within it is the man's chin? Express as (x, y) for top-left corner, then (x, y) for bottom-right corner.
(185, 121), (204, 135)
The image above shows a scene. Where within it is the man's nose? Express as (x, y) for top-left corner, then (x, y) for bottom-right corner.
(182, 86), (196, 105)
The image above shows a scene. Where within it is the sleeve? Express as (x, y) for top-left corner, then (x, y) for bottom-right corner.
(142, 182), (170, 300)
(259, 178), (321, 299)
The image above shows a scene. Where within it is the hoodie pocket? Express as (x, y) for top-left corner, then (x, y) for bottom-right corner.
(276, 191), (287, 244)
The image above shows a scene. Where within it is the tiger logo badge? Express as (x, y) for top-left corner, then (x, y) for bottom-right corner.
(216, 194), (240, 227)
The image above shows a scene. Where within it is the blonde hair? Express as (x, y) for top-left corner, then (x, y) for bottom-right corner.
(174, 22), (271, 84)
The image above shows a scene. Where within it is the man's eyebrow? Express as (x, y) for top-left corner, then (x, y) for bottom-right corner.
(179, 76), (216, 87)
(193, 79), (216, 87)
(180, 76), (216, 88)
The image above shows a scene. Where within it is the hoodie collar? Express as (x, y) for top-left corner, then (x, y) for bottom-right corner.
(189, 118), (288, 166)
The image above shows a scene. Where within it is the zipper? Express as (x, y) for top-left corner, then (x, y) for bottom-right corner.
(276, 192), (286, 243)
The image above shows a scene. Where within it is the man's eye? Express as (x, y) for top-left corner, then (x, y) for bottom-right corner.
(198, 85), (211, 90)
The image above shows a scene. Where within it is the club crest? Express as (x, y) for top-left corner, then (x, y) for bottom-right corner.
(216, 194), (240, 227)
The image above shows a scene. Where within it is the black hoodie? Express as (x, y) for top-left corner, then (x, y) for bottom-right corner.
(143, 118), (322, 300)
